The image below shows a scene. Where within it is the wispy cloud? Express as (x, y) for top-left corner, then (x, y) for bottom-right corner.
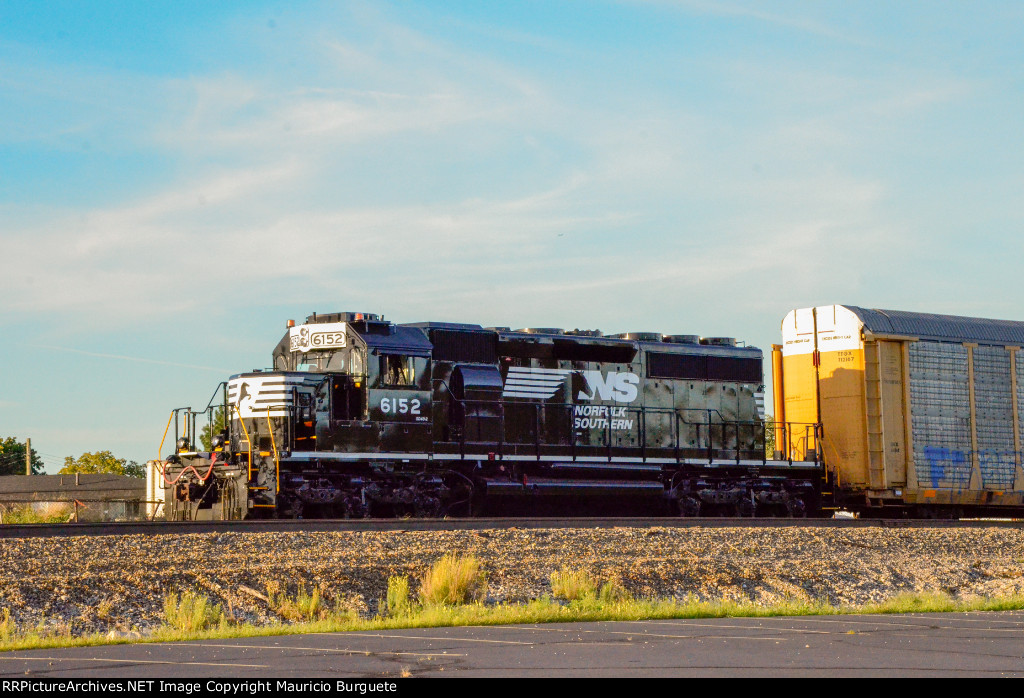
(33, 346), (233, 373)
(0, 0), (993, 337)
(633, 0), (870, 44)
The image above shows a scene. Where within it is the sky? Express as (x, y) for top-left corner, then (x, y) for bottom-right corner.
(1, 1), (1023, 472)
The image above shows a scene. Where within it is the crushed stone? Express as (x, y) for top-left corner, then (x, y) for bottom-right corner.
(1, 526), (1022, 636)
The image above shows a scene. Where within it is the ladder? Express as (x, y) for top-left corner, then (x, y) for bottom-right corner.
(864, 341), (886, 489)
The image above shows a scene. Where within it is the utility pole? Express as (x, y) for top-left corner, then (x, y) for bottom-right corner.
(25, 437), (31, 475)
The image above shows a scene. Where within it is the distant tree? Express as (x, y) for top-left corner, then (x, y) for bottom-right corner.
(0, 437), (44, 475)
(60, 451), (145, 479)
(200, 406), (229, 451)
(764, 415), (776, 459)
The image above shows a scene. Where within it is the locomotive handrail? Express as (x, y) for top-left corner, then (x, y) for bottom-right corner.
(202, 381), (230, 450)
(163, 383), (231, 455)
(266, 405), (281, 494)
(428, 382), (823, 468)
(157, 411), (174, 463)
(233, 403), (253, 480)
(436, 395), (770, 464)
(171, 407), (189, 453)
(770, 421), (822, 465)
(677, 409), (776, 461)
(674, 410), (758, 464)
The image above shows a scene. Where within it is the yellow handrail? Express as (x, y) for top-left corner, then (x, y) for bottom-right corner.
(156, 411), (174, 471)
(233, 404), (253, 481)
(266, 406), (280, 494)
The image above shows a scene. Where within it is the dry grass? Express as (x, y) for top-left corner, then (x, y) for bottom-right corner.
(0, 608), (13, 643)
(550, 568), (598, 601)
(95, 598), (114, 622)
(0, 504), (69, 525)
(418, 554), (487, 605)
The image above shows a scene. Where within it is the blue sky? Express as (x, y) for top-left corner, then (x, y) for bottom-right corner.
(2, 1), (1022, 471)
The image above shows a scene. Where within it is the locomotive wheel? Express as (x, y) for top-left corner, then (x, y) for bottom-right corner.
(677, 495), (701, 517)
(786, 496), (807, 518)
(275, 494), (303, 519)
(735, 494), (755, 517)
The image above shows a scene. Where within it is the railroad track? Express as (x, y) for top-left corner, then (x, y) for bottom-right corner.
(2, 516), (1022, 539)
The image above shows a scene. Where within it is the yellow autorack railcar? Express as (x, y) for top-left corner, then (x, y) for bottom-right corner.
(774, 305), (1024, 516)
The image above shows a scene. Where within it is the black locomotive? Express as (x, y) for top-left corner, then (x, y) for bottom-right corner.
(156, 312), (823, 520)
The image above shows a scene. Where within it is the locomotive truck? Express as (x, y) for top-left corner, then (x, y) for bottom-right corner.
(153, 312), (823, 520)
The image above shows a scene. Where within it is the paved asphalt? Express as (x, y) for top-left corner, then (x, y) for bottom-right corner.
(1, 613), (1022, 678)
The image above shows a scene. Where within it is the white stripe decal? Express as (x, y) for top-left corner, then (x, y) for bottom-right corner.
(228, 374), (322, 418)
(502, 367), (572, 399)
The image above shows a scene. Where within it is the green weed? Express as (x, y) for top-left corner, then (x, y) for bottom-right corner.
(162, 591), (228, 633)
(270, 586), (325, 623)
(598, 578), (631, 604)
(386, 575), (412, 617)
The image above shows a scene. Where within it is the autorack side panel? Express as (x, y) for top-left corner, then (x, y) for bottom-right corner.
(908, 341), (972, 492)
(779, 308), (822, 461)
(1015, 352), (1024, 492)
(970, 345), (1015, 490)
(809, 306), (871, 489)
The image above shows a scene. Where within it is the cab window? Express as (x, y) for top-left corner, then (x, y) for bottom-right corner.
(380, 354), (414, 386)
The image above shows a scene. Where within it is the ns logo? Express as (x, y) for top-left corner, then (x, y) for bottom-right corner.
(577, 371), (640, 403)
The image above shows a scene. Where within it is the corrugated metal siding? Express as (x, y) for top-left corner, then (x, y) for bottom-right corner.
(908, 342), (973, 488)
(972, 346), (1016, 488)
(847, 306), (1024, 346)
(1016, 356), (1024, 475)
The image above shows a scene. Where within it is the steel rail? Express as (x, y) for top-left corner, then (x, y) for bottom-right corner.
(1, 516), (1022, 539)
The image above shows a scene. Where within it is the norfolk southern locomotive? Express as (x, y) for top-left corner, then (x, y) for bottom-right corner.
(156, 312), (822, 520)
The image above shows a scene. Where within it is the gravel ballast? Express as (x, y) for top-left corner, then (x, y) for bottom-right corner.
(2, 526), (1024, 636)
